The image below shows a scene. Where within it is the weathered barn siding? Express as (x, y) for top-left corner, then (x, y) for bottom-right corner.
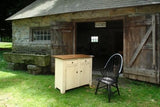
(123, 14), (160, 84)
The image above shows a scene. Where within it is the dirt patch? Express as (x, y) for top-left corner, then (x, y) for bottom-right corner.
(0, 93), (13, 106)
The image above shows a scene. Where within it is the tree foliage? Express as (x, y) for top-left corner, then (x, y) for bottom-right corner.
(0, 0), (35, 38)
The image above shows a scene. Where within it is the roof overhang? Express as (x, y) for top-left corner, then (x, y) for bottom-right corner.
(6, 0), (160, 21)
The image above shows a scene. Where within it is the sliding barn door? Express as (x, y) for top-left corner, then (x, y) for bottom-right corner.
(124, 14), (159, 84)
(51, 22), (74, 73)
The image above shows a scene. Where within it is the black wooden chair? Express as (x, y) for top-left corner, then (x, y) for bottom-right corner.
(95, 53), (123, 102)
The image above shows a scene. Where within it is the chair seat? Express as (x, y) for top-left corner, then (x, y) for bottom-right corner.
(101, 77), (116, 85)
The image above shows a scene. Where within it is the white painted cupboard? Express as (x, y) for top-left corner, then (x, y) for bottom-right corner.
(54, 54), (93, 94)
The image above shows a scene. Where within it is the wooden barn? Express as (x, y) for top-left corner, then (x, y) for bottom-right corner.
(4, 0), (160, 84)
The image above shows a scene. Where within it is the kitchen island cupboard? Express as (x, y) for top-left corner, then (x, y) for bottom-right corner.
(53, 54), (93, 94)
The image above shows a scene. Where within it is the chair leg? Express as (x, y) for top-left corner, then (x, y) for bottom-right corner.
(107, 85), (111, 102)
(95, 81), (100, 95)
(116, 83), (120, 96)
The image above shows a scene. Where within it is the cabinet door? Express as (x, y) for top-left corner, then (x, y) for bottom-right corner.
(65, 60), (79, 90)
(79, 59), (91, 86)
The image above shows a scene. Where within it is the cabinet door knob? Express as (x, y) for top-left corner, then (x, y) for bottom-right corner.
(72, 62), (74, 64)
(80, 70), (82, 72)
(76, 71), (78, 73)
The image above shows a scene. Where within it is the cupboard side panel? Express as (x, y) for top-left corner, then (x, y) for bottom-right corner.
(55, 59), (64, 90)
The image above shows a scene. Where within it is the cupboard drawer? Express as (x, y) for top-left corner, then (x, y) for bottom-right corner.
(84, 59), (90, 64)
(66, 60), (78, 66)
(79, 59), (91, 64)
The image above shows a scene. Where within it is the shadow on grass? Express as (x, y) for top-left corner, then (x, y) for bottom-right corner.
(0, 70), (109, 105)
(0, 74), (23, 89)
(1, 70), (160, 106)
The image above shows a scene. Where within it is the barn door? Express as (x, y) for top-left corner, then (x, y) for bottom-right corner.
(124, 14), (158, 84)
(51, 22), (74, 73)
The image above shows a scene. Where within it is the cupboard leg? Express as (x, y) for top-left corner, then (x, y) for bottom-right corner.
(89, 83), (92, 87)
(60, 89), (65, 94)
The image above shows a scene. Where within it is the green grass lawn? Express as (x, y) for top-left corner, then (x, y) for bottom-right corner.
(0, 51), (160, 107)
(0, 42), (12, 49)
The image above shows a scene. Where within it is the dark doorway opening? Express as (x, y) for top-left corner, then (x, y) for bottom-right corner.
(76, 20), (123, 70)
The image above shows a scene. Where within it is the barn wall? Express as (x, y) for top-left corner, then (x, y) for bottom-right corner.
(12, 4), (160, 55)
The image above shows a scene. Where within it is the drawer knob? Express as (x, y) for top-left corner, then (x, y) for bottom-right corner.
(72, 62), (74, 64)
(80, 70), (82, 72)
(76, 71), (78, 73)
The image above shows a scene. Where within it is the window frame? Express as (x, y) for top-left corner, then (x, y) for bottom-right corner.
(30, 26), (51, 42)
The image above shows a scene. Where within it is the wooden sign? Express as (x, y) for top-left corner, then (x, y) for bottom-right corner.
(95, 22), (106, 28)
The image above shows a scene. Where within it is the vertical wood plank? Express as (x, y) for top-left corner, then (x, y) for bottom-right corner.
(156, 14), (160, 84)
(152, 15), (156, 67)
(73, 22), (76, 54)
(123, 17), (127, 67)
(50, 28), (55, 73)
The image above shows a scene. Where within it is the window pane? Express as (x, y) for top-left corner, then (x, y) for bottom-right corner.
(32, 28), (51, 41)
(91, 36), (98, 43)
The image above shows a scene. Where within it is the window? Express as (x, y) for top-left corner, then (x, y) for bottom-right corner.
(91, 36), (98, 43)
(31, 27), (51, 41)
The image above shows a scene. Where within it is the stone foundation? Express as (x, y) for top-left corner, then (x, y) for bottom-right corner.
(3, 52), (51, 74)
(27, 65), (50, 75)
(8, 63), (27, 71)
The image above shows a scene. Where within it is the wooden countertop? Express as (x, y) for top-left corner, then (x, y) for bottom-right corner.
(53, 54), (94, 60)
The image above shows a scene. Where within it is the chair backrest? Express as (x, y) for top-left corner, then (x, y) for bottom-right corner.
(101, 53), (123, 81)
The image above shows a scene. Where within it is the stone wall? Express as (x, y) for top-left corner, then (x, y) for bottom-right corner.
(12, 17), (52, 54)
(12, 42), (51, 54)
